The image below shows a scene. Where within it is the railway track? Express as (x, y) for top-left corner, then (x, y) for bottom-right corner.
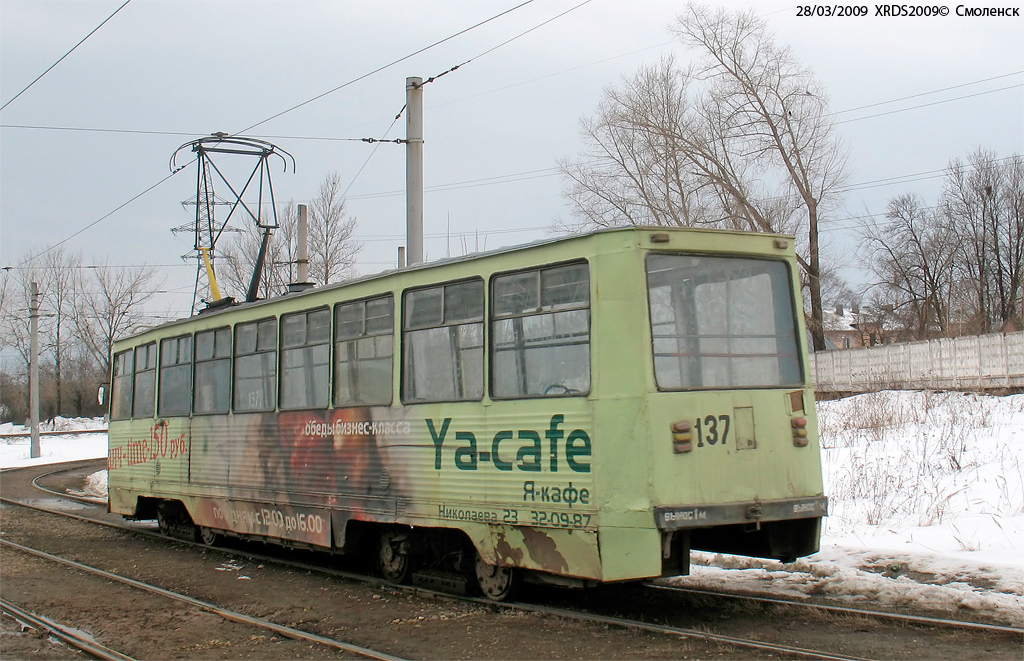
(647, 583), (1020, 635)
(1, 537), (407, 661)
(1, 596), (136, 661)
(3, 461), (1021, 660)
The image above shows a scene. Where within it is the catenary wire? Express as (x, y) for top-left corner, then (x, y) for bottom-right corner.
(340, 111), (405, 200)
(0, 0), (133, 112)
(2, 0), (583, 265)
(4, 154), (1012, 270)
(835, 83), (1023, 125)
(2, 69), (1018, 143)
(5, 45), (1018, 266)
(437, 0), (596, 73)
(834, 70), (1022, 115)
(14, 158), (195, 267)
(235, 0), (538, 134)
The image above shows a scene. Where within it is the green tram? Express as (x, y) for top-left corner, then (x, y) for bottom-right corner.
(106, 226), (827, 600)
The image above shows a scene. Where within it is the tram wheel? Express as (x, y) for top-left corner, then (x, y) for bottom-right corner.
(156, 504), (173, 536)
(378, 528), (413, 584)
(197, 526), (220, 546)
(475, 554), (520, 601)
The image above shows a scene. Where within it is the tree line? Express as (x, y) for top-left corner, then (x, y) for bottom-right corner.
(559, 2), (1021, 348)
(859, 150), (1024, 341)
(0, 249), (161, 422)
(0, 172), (359, 424)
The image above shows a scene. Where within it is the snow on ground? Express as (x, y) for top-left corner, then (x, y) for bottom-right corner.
(674, 391), (1024, 627)
(2, 394), (1023, 626)
(0, 417), (108, 469)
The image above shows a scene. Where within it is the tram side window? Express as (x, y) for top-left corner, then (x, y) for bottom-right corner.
(280, 309), (330, 410)
(132, 343), (157, 418)
(491, 262), (590, 398)
(194, 327), (231, 414)
(335, 295), (394, 407)
(158, 335), (193, 417)
(403, 279), (484, 403)
(646, 254), (802, 389)
(110, 350), (134, 420)
(234, 319), (277, 412)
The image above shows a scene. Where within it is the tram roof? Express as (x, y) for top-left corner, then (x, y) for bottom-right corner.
(123, 225), (792, 342)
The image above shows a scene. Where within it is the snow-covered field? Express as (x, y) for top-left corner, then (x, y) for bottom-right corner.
(681, 391), (1024, 627)
(0, 417), (108, 468)
(3, 393), (1022, 626)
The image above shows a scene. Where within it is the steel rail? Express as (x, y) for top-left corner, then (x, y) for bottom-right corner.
(0, 538), (408, 661)
(0, 429), (107, 439)
(0, 495), (389, 587)
(2, 495), (877, 660)
(503, 601), (877, 661)
(31, 464), (108, 505)
(5, 473), (1020, 658)
(648, 583), (1024, 635)
(0, 597), (136, 661)
(8, 490), (1019, 639)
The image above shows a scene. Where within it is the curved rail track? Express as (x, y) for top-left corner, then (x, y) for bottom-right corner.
(3, 460), (1021, 661)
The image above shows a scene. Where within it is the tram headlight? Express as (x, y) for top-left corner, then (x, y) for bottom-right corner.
(671, 420), (693, 453)
(792, 417), (809, 447)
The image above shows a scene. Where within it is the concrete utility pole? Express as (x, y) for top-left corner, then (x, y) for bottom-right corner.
(406, 76), (424, 266)
(296, 203), (310, 283)
(287, 203), (313, 293)
(29, 281), (40, 458)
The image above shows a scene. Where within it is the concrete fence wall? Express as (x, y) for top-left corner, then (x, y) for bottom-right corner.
(810, 331), (1024, 392)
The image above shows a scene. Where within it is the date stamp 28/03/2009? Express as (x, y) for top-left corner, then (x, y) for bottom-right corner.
(797, 5), (1020, 17)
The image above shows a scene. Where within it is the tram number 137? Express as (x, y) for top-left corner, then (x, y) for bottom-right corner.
(695, 414), (730, 447)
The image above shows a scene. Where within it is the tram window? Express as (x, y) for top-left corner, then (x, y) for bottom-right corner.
(194, 327), (231, 414)
(280, 309), (330, 410)
(403, 280), (484, 403)
(335, 295), (394, 407)
(646, 254), (802, 389)
(110, 350), (134, 420)
(234, 318), (277, 412)
(491, 262), (591, 398)
(132, 342), (157, 418)
(158, 335), (192, 417)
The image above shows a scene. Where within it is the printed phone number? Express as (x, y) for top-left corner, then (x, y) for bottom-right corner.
(505, 508), (592, 529)
(797, 5), (950, 16)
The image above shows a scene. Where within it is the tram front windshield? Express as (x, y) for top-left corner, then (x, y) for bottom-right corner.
(646, 253), (802, 390)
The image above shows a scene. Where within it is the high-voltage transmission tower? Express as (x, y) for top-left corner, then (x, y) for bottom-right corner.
(170, 133), (294, 313)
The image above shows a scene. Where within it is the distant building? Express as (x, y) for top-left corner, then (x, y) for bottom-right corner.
(821, 304), (889, 350)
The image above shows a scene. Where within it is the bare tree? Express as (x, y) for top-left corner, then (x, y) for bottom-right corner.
(561, 3), (848, 350)
(560, 58), (712, 231)
(1, 256), (57, 420)
(42, 247), (81, 415)
(74, 262), (161, 379)
(220, 172), (360, 299)
(943, 149), (1024, 331)
(860, 194), (958, 340)
(309, 172), (360, 285)
(0, 259), (48, 380)
(0, 268), (12, 357)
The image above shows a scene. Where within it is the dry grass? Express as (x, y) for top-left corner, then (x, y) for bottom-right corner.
(817, 391), (1018, 529)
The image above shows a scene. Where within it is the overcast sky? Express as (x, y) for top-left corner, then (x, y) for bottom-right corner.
(1, 0), (1021, 320)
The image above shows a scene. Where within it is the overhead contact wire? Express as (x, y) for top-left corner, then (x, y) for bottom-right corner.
(16, 158), (196, 266)
(0, 0), (133, 111)
(236, 0), (538, 134)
